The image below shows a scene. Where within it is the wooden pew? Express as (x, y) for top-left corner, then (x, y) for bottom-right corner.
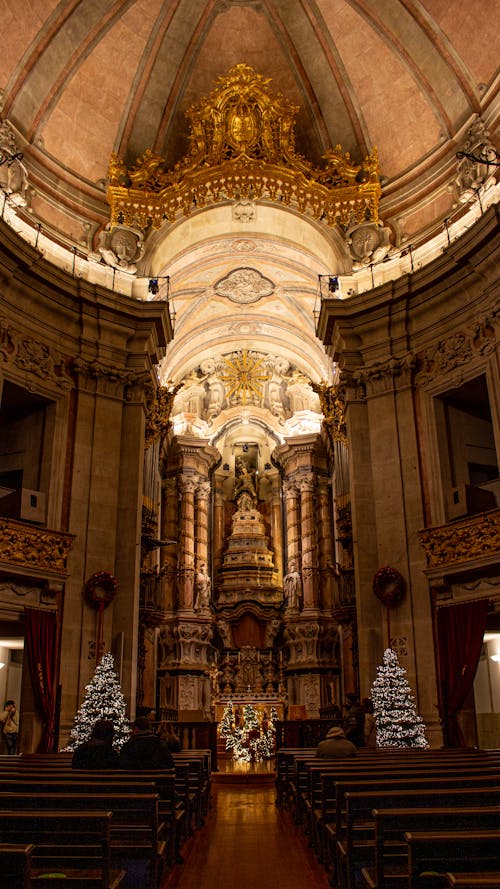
(311, 762), (500, 875)
(0, 792), (163, 889)
(0, 811), (125, 888)
(0, 843), (33, 889)
(405, 829), (500, 889)
(359, 803), (500, 889)
(445, 875), (500, 888)
(326, 775), (500, 886)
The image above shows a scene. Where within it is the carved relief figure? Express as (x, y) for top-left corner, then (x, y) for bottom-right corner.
(98, 224), (144, 273)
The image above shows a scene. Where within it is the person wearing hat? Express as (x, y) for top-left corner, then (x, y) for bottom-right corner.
(315, 725), (357, 758)
(118, 716), (174, 770)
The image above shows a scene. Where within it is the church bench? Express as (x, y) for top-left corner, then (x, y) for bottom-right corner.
(445, 874), (500, 888)
(0, 842), (33, 889)
(405, 829), (500, 889)
(358, 804), (500, 889)
(0, 811), (125, 889)
(304, 761), (500, 870)
(0, 792), (164, 889)
(321, 775), (500, 885)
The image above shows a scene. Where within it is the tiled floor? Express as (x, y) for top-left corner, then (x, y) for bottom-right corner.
(160, 782), (331, 889)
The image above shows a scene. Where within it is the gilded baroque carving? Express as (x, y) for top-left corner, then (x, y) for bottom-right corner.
(145, 382), (182, 447)
(0, 519), (74, 573)
(172, 350), (320, 425)
(419, 510), (500, 569)
(0, 316), (72, 390)
(106, 64), (380, 232)
(310, 381), (347, 444)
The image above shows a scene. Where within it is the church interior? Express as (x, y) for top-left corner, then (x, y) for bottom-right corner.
(0, 0), (499, 785)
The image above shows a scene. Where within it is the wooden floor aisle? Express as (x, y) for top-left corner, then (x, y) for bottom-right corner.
(160, 782), (331, 889)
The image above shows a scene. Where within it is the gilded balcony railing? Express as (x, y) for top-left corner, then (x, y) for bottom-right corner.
(0, 517), (74, 577)
(418, 508), (500, 572)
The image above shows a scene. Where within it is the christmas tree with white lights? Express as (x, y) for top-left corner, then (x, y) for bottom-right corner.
(64, 651), (131, 751)
(370, 648), (429, 748)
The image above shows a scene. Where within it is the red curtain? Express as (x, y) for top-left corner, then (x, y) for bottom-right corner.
(436, 599), (489, 747)
(24, 607), (58, 753)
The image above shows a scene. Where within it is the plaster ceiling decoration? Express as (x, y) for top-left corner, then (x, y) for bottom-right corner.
(214, 268), (275, 304)
(1, 0), (497, 245)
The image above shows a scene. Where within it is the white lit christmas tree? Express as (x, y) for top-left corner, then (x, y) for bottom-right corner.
(64, 651), (131, 751)
(370, 648), (429, 748)
(219, 701), (276, 762)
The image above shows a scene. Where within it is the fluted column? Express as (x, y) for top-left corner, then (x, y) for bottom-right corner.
(317, 476), (335, 610)
(213, 478), (225, 576)
(283, 479), (301, 579)
(299, 472), (318, 609)
(195, 479), (211, 570)
(270, 475), (284, 584)
(160, 477), (178, 611)
(177, 474), (198, 610)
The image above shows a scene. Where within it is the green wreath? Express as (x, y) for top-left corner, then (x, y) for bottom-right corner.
(84, 570), (117, 609)
(373, 566), (405, 608)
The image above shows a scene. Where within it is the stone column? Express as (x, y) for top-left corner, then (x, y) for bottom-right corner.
(195, 480), (211, 571)
(160, 477), (178, 611)
(270, 474), (284, 585)
(212, 477), (225, 576)
(317, 476), (335, 610)
(283, 479), (301, 578)
(177, 475), (198, 610)
(299, 472), (318, 609)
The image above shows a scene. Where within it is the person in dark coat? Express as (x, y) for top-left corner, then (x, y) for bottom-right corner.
(72, 719), (119, 769)
(315, 726), (357, 758)
(118, 716), (174, 769)
(343, 693), (366, 747)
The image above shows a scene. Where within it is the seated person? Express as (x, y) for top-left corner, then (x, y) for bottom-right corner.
(72, 718), (119, 769)
(158, 721), (182, 752)
(315, 725), (357, 759)
(119, 716), (174, 769)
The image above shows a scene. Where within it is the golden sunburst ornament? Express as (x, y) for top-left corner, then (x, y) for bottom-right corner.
(220, 350), (269, 405)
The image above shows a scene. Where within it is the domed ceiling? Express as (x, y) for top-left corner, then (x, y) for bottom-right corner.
(1, 0), (498, 249)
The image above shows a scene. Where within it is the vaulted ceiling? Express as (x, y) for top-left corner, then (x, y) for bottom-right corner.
(2, 0), (498, 247)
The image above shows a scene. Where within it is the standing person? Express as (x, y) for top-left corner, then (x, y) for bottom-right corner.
(158, 722), (182, 752)
(343, 693), (366, 747)
(72, 719), (119, 769)
(1, 699), (18, 755)
(119, 716), (174, 769)
(315, 726), (357, 759)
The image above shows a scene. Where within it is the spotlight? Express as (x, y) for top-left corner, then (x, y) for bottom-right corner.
(148, 278), (159, 295)
(242, 443), (248, 452)
(328, 276), (339, 293)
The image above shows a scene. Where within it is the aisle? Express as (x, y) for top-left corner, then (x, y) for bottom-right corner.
(161, 783), (331, 889)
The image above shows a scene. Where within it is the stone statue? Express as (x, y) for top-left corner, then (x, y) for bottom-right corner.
(194, 562), (211, 612)
(284, 564), (302, 609)
(218, 619), (233, 648)
(264, 617), (281, 647)
(234, 456), (257, 505)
